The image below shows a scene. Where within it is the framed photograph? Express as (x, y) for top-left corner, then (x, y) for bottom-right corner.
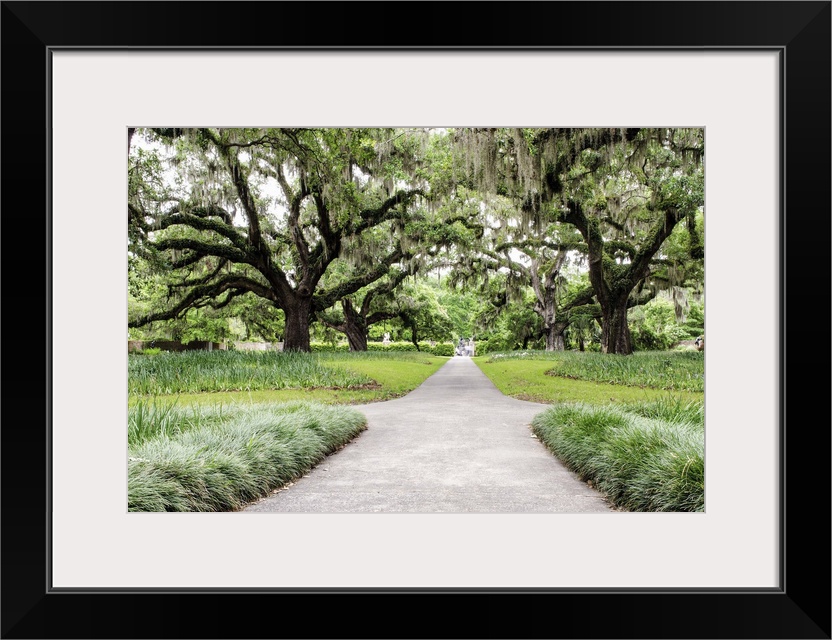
(3, 1), (829, 638)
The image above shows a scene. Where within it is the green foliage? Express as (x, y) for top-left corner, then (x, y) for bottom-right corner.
(485, 349), (704, 392)
(468, 277), (543, 352)
(128, 401), (367, 511)
(309, 340), (455, 355)
(310, 341), (351, 352)
(435, 278), (479, 338)
(681, 300), (705, 338)
(129, 127), (704, 355)
(394, 279), (455, 343)
(427, 342), (455, 357)
(531, 402), (704, 511)
(128, 350), (375, 395)
(129, 127), (443, 351)
(178, 308), (234, 344)
(629, 295), (700, 351)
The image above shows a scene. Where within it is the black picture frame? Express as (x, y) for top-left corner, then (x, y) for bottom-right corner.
(2, 2), (829, 638)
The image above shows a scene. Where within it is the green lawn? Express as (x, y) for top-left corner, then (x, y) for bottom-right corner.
(473, 357), (704, 406)
(128, 352), (448, 407)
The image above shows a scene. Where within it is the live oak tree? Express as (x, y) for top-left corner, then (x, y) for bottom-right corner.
(128, 127), (703, 355)
(128, 127), (433, 351)
(453, 128), (704, 354)
(315, 267), (410, 351)
(452, 244), (596, 351)
(446, 188), (596, 352)
(312, 162), (480, 352)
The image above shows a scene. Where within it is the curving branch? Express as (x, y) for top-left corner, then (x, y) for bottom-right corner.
(313, 247), (407, 313)
(349, 189), (426, 235)
(154, 238), (253, 265)
(129, 275), (278, 327)
(158, 210), (248, 252)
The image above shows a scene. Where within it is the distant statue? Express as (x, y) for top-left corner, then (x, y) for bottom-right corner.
(694, 335), (704, 352)
(383, 332), (391, 345)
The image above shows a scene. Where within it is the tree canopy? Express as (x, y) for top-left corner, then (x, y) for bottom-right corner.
(128, 127), (704, 354)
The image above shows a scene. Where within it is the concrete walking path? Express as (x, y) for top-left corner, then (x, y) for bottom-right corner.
(242, 356), (616, 513)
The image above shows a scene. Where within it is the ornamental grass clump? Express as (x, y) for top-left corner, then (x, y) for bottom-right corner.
(128, 401), (367, 512)
(128, 350), (375, 395)
(128, 398), (228, 445)
(531, 401), (704, 512)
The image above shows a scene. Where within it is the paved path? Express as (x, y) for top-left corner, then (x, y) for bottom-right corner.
(242, 356), (615, 513)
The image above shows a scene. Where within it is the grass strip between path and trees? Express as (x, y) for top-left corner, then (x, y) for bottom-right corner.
(531, 398), (704, 512)
(128, 351), (447, 407)
(128, 401), (367, 512)
(475, 350), (704, 405)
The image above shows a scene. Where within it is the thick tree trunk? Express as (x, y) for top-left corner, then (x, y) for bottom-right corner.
(532, 255), (567, 353)
(544, 326), (566, 351)
(344, 322), (368, 351)
(283, 296), (313, 352)
(340, 298), (369, 351)
(601, 299), (632, 354)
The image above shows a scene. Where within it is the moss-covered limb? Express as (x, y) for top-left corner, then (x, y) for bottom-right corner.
(493, 238), (580, 255)
(629, 206), (686, 278)
(442, 214), (486, 236)
(313, 246), (406, 313)
(167, 257), (229, 284)
(349, 189), (426, 236)
(563, 286), (597, 312)
(685, 211), (704, 260)
(153, 237), (254, 267)
(128, 275), (278, 327)
(156, 211), (248, 251)
(128, 202), (150, 234)
(603, 240), (637, 260)
(275, 162), (315, 266)
(220, 145), (265, 245)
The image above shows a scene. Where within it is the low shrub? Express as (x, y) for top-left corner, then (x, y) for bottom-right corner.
(128, 401), (367, 512)
(531, 402), (704, 512)
(428, 342), (455, 357)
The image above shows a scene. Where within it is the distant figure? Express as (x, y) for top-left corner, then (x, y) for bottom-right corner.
(457, 337), (465, 356)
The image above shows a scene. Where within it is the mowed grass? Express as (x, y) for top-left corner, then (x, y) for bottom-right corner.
(474, 350), (704, 405)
